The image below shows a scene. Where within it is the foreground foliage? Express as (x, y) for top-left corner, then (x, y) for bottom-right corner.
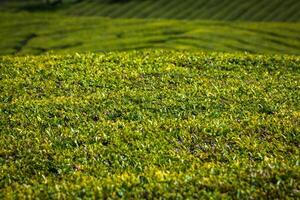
(0, 50), (299, 198)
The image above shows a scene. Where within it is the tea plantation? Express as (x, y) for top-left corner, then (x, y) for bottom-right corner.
(2, 0), (300, 21)
(1, 0), (300, 199)
(1, 12), (300, 56)
(1, 50), (299, 198)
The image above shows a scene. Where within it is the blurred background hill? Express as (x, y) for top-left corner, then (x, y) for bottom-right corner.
(0, 0), (300, 55)
(2, 0), (300, 21)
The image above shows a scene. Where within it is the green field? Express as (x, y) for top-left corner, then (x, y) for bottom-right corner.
(2, 0), (300, 21)
(1, 0), (300, 199)
(1, 0), (300, 55)
(1, 50), (299, 198)
(1, 12), (300, 56)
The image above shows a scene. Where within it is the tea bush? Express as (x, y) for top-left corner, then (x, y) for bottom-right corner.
(0, 50), (299, 198)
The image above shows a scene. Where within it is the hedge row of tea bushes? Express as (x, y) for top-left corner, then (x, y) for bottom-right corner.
(64, 0), (300, 21)
(2, 0), (300, 21)
(0, 50), (300, 198)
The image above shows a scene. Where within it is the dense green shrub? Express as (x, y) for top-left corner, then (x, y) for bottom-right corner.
(0, 50), (299, 198)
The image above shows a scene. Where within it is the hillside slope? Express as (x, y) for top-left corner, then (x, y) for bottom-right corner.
(1, 50), (299, 198)
(1, 12), (300, 55)
(1, 0), (300, 21)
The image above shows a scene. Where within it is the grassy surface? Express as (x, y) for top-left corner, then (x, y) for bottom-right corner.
(1, 50), (299, 198)
(1, 12), (300, 56)
(2, 0), (300, 22)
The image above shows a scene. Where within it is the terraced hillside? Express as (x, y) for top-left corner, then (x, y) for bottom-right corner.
(1, 50), (300, 198)
(2, 0), (300, 21)
(1, 12), (300, 55)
